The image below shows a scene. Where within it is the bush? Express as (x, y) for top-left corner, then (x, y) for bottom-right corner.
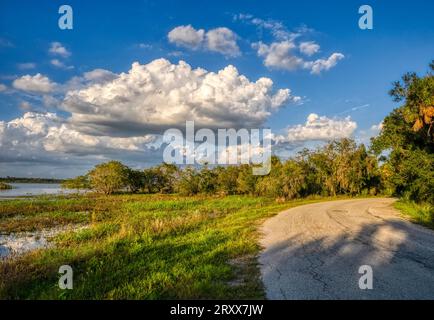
(88, 161), (129, 195)
(175, 167), (200, 196)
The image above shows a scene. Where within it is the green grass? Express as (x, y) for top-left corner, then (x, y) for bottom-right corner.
(394, 200), (434, 229)
(0, 193), (349, 299)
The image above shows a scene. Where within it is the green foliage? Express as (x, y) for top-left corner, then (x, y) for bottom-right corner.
(372, 61), (434, 203)
(61, 175), (90, 192)
(175, 166), (200, 195)
(88, 161), (129, 195)
(125, 169), (146, 193)
(381, 149), (434, 203)
(236, 164), (259, 195)
(291, 139), (380, 198)
(255, 158), (306, 199)
(67, 138), (381, 201)
(215, 166), (239, 195)
(142, 163), (179, 194)
(197, 166), (218, 194)
(175, 165), (219, 195)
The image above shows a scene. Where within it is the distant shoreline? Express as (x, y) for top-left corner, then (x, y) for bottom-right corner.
(0, 177), (64, 184)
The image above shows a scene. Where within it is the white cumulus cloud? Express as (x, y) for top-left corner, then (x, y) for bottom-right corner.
(168, 25), (240, 57)
(254, 41), (304, 71)
(13, 74), (57, 93)
(62, 58), (297, 136)
(168, 25), (205, 49)
(205, 27), (240, 57)
(49, 42), (71, 58)
(299, 41), (320, 56)
(283, 113), (357, 142)
(306, 53), (345, 75)
(254, 40), (344, 75)
(0, 112), (156, 162)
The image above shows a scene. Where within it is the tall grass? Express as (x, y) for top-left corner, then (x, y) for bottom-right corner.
(394, 200), (434, 229)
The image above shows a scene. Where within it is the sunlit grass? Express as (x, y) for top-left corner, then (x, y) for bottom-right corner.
(0, 194), (348, 299)
(394, 200), (434, 229)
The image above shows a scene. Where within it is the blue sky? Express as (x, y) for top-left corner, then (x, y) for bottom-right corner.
(0, 0), (433, 177)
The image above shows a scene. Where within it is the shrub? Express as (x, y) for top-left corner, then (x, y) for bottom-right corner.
(88, 161), (129, 195)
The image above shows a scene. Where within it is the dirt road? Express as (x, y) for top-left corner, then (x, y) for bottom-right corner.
(259, 198), (434, 299)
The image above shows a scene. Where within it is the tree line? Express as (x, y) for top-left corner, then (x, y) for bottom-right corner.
(0, 177), (64, 184)
(62, 137), (382, 200)
(62, 61), (433, 205)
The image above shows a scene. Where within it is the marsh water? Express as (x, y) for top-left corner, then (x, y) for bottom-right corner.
(0, 183), (85, 259)
(0, 183), (72, 198)
(0, 225), (88, 259)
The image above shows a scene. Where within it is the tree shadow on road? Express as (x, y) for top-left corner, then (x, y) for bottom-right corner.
(260, 218), (434, 299)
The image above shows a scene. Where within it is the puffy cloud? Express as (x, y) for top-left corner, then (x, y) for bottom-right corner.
(299, 41), (320, 56)
(0, 84), (7, 92)
(254, 41), (304, 71)
(306, 53), (345, 75)
(168, 25), (240, 57)
(50, 59), (74, 70)
(43, 124), (155, 155)
(17, 62), (36, 70)
(13, 73), (57, 93)
(0, 113), (61, 162)
(0, 115), (164, 178)
(1, 58), (307, 176)
(254, 40), (344, 74)
(62, 58), (297, 136)
(282, 113), (357, 142)
(59, 69), (119, 93)
(0, 112), (157, 162)
(239, 15), (343, 75)
(49, 42), (71, 58)
(168, 25), (205, 49)
(205, 27), (240, 57)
